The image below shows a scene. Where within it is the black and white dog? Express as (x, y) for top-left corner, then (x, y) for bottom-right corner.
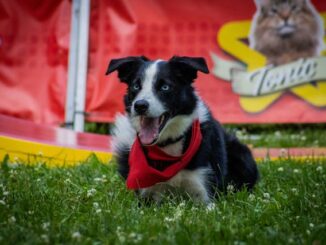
(106, 56), (259, 204)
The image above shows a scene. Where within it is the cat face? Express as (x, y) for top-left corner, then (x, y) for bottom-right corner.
(256, 0), (317, 37)
(250, 0), (324, 65)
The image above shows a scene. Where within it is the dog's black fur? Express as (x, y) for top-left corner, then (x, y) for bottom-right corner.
(107, 56), (259, 202)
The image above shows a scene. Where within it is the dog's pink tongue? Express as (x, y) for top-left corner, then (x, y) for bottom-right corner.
(139, 117), (160, 145)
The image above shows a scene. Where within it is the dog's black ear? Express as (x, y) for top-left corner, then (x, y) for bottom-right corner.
(169, 56), (209, 82)
(106, 56), (149, 83)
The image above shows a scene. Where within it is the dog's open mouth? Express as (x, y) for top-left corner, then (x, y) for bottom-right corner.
(138, 112), (170, 145)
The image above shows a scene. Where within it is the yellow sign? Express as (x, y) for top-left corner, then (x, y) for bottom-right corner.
(214, 13), (326, 113)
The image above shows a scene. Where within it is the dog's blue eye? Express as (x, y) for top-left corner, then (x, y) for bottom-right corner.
(161, 84), (170, 91)
(133, 84), (140, 90)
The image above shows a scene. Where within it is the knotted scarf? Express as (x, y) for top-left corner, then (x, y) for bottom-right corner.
(127, 120), (202, 189)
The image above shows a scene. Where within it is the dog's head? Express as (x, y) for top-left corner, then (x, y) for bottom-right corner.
(106, 56), (209, 146)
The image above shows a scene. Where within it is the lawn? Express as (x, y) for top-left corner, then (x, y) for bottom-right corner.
(224, 124), (326, 148)
(0, 156), (325, 244)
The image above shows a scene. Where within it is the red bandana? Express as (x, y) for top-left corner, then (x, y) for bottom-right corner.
(126, 120), (202, 189)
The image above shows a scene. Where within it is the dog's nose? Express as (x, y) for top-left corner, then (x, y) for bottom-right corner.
(134, 100), (149, 115)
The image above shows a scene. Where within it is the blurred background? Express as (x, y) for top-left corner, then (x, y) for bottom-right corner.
(0, 0), (325, 147)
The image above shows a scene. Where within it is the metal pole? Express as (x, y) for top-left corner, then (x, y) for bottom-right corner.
(74, 0), (90, 132)
(65, 0), (80, 129)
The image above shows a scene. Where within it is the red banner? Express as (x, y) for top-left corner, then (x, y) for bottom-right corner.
(0, 0), (71, 124)
(1, 0), (326, 125)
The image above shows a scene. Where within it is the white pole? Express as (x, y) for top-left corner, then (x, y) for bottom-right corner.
(74, 0), (90, 132)
(65, 0), (80, 129)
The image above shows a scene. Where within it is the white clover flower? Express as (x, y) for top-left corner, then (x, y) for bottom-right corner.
(277, 167), (284, 172)
(164, 217), (174, 222)
(0, 200), (5, 205)
(118, 236), (126, 243)
(174, 207), (183, 219)
(206, 203), (216, 211)
(309, 223), (314, 228)
(95, 209), (102, 214)
(235, 130), (243, 138)
(28, 210), (34, 215)
(178, 201), (186, 208)
(87, 188), (97, 197)
(42, 222), (50, 230)
(293, 169), (300, 174)
(291, 188), (298, 193)
(288, 238), (294, 243)
(263, 193), (270, 199)
(227, 184), (235, 192)
(64, 178), (71, 184)
(9, 170), (17, 176)
(306, 229), (311, 235)
(93, 202), (99, 209)
(191, 206), (198, 211)
(169, 208), (183, 221)
(316, 166), (323, 172)
(300, 136), (307, 141)
(248, 194), (255, 201)
(41, 234), (49, 243)
(94, 177), (102, 182)
(9, 216), (16, 223)
(116, 226), (126, 243)
(129, 232), (143, 243)
(71, 231), (81, 240)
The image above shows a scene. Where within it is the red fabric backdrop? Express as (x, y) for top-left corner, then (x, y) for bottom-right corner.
(0, 0), (325, 125)
(0, 0), (71, 124)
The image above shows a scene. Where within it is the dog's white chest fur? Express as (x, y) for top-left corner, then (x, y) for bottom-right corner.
(139, 168), (210, 204)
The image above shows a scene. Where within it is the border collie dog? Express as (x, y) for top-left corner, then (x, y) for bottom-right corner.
(106, 56), (259, 204)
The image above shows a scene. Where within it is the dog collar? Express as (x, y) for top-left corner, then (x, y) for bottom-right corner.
(126, 119), (202, 189)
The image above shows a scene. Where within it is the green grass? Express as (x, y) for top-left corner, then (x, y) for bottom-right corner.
(0, 156), (325, 244)
(224, 124), (326, 148)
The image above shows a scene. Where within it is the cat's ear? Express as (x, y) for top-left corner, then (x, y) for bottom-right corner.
(106, 56), (148, 84)
(254, 0), (270, 8)
(301, 0), (312, 6)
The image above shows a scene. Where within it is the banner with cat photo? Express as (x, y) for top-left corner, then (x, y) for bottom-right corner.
(210, 0), (326, 121)
(0, 0), (325, 124)
(88, 0), (326, 123)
